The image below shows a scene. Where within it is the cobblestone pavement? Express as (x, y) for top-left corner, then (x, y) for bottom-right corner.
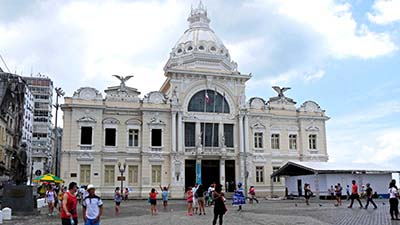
(6, 199), (400, 225)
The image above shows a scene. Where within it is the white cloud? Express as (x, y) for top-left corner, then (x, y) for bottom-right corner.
(333, 100), (400, 125)
(268, 0), (398, 59)
(305, 69), (325, 82)
(368, 0), (400, 25)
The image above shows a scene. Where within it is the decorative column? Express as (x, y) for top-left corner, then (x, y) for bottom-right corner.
(171, 112), (177, 152)
(220, 159), (226, 191)
(177, 112), (183, 153)
(244, 115), (249, 153)
(239, 115), (244, 153)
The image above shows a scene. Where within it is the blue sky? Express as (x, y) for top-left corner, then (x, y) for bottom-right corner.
(0, 0), (399, 167)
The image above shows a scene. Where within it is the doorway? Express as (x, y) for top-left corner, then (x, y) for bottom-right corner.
(201, 160), (220, 189)
(225, 160), (235, 192)
(297, 179), (302, 196)
(185, 160), (196, 190)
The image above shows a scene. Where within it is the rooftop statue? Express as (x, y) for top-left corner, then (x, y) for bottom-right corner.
(112, 75), (133, 91)
(272, 86), (291, 98)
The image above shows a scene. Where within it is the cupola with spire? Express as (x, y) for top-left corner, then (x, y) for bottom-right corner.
(164, 1), (238, 74)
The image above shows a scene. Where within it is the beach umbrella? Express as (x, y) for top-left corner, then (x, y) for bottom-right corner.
(33, 173), (64, 184)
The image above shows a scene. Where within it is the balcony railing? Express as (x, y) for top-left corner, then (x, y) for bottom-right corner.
(80, 145), (92, 150)
(150, 147), (163, 152)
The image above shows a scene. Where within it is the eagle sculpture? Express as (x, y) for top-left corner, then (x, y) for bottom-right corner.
(112, 75), (133, 90)
(272, 86), (291, 98)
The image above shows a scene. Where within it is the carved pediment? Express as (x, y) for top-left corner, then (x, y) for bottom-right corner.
(251, 122), (266, 130)
(77, 152), (94, 161)
(148, 112), (165, 125)
(73, 87), (103, 100)
(102, 117), (120, 124)
(125, 118), (142, 125)
(143, 91), (167, 104)
(249, 97), (266, 110)
(299, 101), (323, 113)
(77, 115), (97, 123)
(306, 120), (320, 131)
(253, 154), (266, 162)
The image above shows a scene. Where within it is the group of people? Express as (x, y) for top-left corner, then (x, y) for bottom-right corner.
(305, 179), (400, 220)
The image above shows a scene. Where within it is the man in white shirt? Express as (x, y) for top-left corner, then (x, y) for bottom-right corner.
(82, 184), (103, 225)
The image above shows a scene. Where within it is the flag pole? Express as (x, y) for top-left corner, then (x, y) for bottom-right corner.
(203, 90), (207, 150)
(211, 88), (217, 152)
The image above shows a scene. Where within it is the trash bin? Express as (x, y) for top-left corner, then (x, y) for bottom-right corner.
(2, 208), (11, 220)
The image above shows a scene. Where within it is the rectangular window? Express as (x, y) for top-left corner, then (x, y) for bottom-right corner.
(273, 166), (281, 183)
(151, 129), (162, 147)
(289, 134), (297, 150)
(184, 122), (196, 147)
(256, 166), (264, 183)
(104, 165), (115, 185)
(271, 134), (280, 149)
(223, 124), (234, 148)
(254, 132), (263, 148)
(105, 128), (116, 146)
(201, 123), (219, 147)
(309, 134), (317, 149)
(80, 165), (91, 184)
(81, 127), (92, 145)
(128, 165), (139, 185)
(151, 165), (161, 185)
(128, 129), (139, 147)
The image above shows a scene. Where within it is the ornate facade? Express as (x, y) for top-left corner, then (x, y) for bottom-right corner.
(60, 3), (329, 198)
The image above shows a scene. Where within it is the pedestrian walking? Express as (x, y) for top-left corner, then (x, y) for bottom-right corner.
(233, 182), (245, 211)
(334, 183), (342, 206)
(364, 183), (377, 209)
(304, 183), (312, 205)
(186, 186), (194, 216)
(196, 184), (206, 215)
(46, 185), (56, 216)
(389, 180), (399, 220)
(329, 185), (335, 200)
(248, 186), (259, 204)
(124, 188), (129, 201)
(114, 187), (123, 215)
(149, 188), (158, 215)
(58, 186), (67, 212)
(346, 185), (350, 200)
(61, 182), (78, 225)
(192, 183), (199, 214)
(159, 184), (170, 209)
(347, 180), (363, 208)
(82, 184), (103, 225)
(207, 183), (215, 206)
(212, 184), (227, 225)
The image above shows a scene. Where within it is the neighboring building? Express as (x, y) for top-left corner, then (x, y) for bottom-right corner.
(60, 3), (329, 198)
(273, 161), (399, 198)
(24, 76), (54, 176)
(0, 72), (28, 183)
(21, 80), (34, 182)
(51, 127), (62, 174)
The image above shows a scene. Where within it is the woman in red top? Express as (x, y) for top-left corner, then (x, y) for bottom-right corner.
(149, 188), (158, 215)
(186, 186), (194, 216)
(61, 182), (78, 225)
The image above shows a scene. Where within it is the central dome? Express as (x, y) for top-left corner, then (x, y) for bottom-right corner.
(164, 2), (238, 73)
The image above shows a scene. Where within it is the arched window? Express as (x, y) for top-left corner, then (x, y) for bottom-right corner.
(188, 90), (230, 113)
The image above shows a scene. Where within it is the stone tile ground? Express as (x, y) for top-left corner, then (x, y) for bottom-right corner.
(6, 199), (400, 225)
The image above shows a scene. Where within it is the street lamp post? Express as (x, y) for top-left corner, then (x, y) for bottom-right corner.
(54, 87), (65, 177)
(118, 161), (126, 194)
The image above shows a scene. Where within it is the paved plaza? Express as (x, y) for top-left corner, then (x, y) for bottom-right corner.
(6, 199), (400, 225)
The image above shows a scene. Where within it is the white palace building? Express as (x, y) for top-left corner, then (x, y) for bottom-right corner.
(60, 3), (329, 198)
